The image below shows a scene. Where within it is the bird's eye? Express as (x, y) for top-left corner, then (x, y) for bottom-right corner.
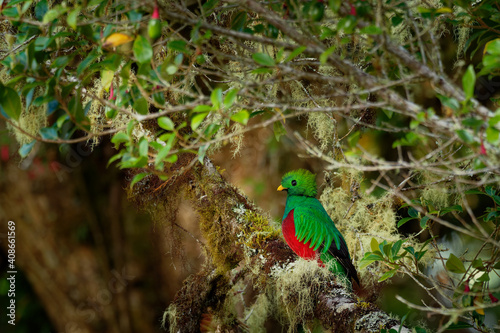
(291, 180), (297, 186)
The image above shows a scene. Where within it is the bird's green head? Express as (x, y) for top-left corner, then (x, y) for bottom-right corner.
(277, 169), (317, 197)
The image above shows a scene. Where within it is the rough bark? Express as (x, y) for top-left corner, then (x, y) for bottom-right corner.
(0, 146), (169, 333)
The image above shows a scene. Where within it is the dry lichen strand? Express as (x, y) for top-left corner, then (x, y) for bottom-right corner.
(319, 171), (431, 284)
(269, 259), (336, 332)
(244, 293), (271, 333)
(307, 111), (337, 152)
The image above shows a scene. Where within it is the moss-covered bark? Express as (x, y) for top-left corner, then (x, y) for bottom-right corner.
(157, 154), (411, 333)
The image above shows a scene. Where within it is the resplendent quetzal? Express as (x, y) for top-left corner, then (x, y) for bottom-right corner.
(278, 169), (359, 286)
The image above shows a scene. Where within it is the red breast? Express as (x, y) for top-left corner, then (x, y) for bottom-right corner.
(282, 209), (322, 263)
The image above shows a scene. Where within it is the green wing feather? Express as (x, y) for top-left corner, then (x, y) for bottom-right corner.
(293, 197), (343, 253)
(293, 197), (360, 285)
(282, 192), (359, 284)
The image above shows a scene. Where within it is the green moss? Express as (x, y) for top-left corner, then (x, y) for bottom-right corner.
(239, 210), (281, 250)
(190, 167), (246, 274)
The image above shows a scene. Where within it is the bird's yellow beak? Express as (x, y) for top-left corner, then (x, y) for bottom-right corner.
(277, 185), (287, 191)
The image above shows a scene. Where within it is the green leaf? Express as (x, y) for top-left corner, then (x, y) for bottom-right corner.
(447, 322), (473, 329)
(420, 215), (430, 228)
(130, 172), (148, 189)
(211, 88), (223, 109)
(155, 133), (176, 168)
(198, 144), (209, 164)
(273, 121), (286, 142)
(446, 253), (466, 274)
(329, 0), (341, 12)
(337, 16), (356, 34)
(67, 7), (80, 30)
(120, 155), (148, 169)
(252, 52), (275, 67)
(0, 84), (22, 120)
(484, 39), (500, 54)
(77, 49), (99, 76)
(231, 11), (247, 31)
(477, 272), (490, 282)
(397, 217), (415, 228)
(202, 0), (219, 14)
(191, 112), (208, 130)
(378, 269), (397, 282)
(158, 116), (175, 131)
(43, 4), (68, 24)
(138, 137), (149, 157)
(223, 88), (238, 109)
(485, 186), (496, 197)
(101, 69), (114, 91)
(166, 64), (178, 75)
(19, 141), (36, 158)
(456, 129), (474, 144)
(320, 45), (336, 64)
(465, 189), (484, 195)
(133, 35), (153, 64)
(437, 94), (460, 111)
(284, 46), (307, 63)
(359, 253), (384, 269)
(440, 205), (463, 215)
(462, 65), (476, 100)
(404, 246), (415, 256)
(111, 132), (130, 146)
(167, 40), (188, 53)
(486, 127), (500, 144)
(51, 55), (71, 69)
(133, 97), (148, 115)
(472, 258), (485, 270)
(192, 105), (212, 113)
(34, 0), (48, 21)
(391, 240), (403, 259)
(40, 126), (58, 140)
(360, 25), (382, 35)
(230, 110), (249, 125)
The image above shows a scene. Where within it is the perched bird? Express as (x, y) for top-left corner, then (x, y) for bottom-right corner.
(278, 169), (359, 286)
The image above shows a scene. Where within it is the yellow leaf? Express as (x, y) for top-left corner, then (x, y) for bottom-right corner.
(473, 296), (485, 315)
(436, 7), (452, 13)
(101, 70), (114, 92)
(103, 33), (134, 48)
(370, 238), (379, 253)
(483, 38), (500, 56)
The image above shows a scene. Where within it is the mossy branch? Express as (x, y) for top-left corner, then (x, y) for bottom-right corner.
(159, 155), (411, 332)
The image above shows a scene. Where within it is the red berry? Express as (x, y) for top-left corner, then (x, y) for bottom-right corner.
(152, 6), (160, 19)
(480, 138), (487, 155)
(350, 4), (356, 15)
